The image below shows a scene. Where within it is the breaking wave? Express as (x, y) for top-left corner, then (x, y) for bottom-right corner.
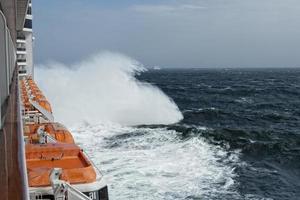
(35, 52), (183, 126)
(35, 63), (248, 199)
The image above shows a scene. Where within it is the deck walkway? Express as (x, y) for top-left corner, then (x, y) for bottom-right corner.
(0, 72), (27, 200)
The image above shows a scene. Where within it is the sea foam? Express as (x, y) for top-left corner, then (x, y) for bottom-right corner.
(36, 52), (183, 126)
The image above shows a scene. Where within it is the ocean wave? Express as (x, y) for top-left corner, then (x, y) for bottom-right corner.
(36, 52), (183, 126)
(71, 122), (240, 200)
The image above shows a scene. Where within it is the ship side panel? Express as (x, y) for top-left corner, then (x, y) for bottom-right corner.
(0, 6), (29, 200)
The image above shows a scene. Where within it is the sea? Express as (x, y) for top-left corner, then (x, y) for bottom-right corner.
(37, 63), (300, 200)
(68, 68), (300, 200)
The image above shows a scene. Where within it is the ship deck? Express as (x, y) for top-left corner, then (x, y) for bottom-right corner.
(0, 72), (28, 199)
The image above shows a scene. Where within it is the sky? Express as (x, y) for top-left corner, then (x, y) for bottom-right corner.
(33, 0), (300, 68)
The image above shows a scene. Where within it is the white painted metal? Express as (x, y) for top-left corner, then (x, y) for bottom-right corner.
(29, 99), (54, 122)
(36, 126), (57, 144)
(50, 168), (91, 200)
(17, 76), (30, 200)
(29, 171), (107, 195)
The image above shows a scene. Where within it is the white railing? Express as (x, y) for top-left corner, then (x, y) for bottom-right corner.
(50, 168), (91, 200)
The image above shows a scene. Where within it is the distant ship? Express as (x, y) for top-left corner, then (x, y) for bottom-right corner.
(0, 1), (108, 199)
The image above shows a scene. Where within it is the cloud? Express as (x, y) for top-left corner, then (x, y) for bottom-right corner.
(131, 4), (207, 14)
(34, 0), (300, 68)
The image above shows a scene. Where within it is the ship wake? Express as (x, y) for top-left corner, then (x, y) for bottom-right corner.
(71, 123), (240, 200)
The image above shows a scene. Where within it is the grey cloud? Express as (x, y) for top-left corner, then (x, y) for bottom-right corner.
(34, 0), (300, 68)
(131, 4), (207, 14)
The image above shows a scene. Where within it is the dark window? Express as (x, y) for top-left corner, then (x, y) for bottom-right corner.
(24, 19), (32, 29)
(17, 48), (26, 51)
(17, 32), (26, 40)
(27, 7), (32, 15)
(17, 36), (25, 40)
(18, 59), (26, 63)
(19, 70), (27, 74)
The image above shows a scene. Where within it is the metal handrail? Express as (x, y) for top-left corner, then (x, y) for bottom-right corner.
(50, 168), (91, 200)
(0, 10), (29, 199)
(0, 10), (16, 128)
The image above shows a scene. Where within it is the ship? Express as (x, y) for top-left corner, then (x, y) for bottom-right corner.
(0, 1), (109, 199)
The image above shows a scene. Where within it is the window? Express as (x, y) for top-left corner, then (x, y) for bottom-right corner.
(24, 19), (32, 29)
(18, 58), (26, 63)
(27, 7), (32, 15)
(17, 47), (26, 51)
(17, 32), (26, 40)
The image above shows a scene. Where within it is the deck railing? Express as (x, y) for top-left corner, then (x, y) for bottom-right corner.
(0, 9), (29, 200)
(0, 10), (16, 127)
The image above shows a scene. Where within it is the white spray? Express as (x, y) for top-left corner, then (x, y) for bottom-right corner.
(36, 52), (240, 199)
(36, 52), (183, 126)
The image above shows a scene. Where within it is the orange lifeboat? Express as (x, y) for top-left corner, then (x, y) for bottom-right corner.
(26, 143), (97, 187)
(20, 77), (108, 199)
(24, 122), (75, 144)
(19, 78), (53, 113)
(35, 99), (53, 113)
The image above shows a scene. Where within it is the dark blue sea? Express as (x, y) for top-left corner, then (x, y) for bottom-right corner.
(69, 67), (300, 200)
(137, 68), (300, 200)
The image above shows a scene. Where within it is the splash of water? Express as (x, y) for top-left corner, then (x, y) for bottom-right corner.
(35, 52), (183, 126)
(71, 123), (240, 200)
